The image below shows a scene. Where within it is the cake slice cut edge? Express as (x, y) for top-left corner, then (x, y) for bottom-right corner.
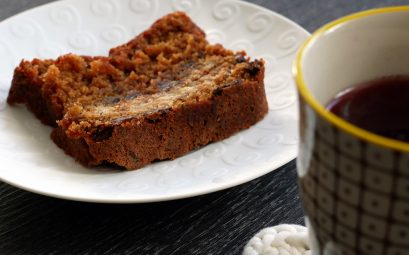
(7, 12), (269, 170)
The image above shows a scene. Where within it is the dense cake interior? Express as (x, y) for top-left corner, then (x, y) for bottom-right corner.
(61, 52), (262, 136)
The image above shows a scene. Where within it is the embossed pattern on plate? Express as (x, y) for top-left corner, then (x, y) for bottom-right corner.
(0, 0), (309, 203)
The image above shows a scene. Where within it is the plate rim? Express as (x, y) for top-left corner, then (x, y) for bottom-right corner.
(0, 153), (297, 203)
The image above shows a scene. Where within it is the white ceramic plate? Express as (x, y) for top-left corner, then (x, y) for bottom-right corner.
(0, 0), (309, 203)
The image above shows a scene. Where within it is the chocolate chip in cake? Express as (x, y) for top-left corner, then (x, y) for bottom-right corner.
(125, 91), (142, 100)
(213, 87), (223, 96)
(92, 127), (114, 141)
(235, 54), (247, 63)
(105, 96), (121, 105)
(247, 60), (261, 76)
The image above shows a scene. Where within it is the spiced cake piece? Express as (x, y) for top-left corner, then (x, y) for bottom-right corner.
(7, 12), (268, 170)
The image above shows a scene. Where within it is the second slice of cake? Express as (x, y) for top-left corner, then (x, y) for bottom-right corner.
(7, 12), (268, 170)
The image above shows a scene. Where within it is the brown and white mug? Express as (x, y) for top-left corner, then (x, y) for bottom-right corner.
(294, 6), (409, 255)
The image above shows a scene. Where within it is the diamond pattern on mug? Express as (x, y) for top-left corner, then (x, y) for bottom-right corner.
(318, 187), (334, 215)
(318, 163), (335, 192)
(338, 154), (362, 183)
(397, 153), (409, 176)
(337, 131), (362, 159)
(362, 191), (390, 217)
(336, 201), (358, 229)
(396, 178), (409, 199)
(302, 175), (316, 198)
(365, 143), (394, 170)
(337, 178), (360, 206)
(322, 242), (343, 255)
(317, 227), (331, 247)
(317, 117), (335, 145)
(364, 166), (393, 193)
(318, 141), (336, 168)
(360, 214), (387, 239)
(359, 236), (384, 255)
(339, 246), (356, 255)
(308, 157), (319, 177)
(301, 193), (316, 219)
(387, 246), (409, 255)
(389, 224), (409, 245)
(392, 200), (409, 223)
(336, 224), (356, 248)
(317, 210), (333, 233)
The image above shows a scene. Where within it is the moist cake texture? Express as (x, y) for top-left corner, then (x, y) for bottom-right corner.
(7, 12), (268, 170)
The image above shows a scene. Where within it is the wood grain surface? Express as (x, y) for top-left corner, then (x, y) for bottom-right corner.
(1, 0), (408, 254)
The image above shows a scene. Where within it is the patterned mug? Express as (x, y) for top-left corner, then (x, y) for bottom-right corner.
(294, 6), (409, 255)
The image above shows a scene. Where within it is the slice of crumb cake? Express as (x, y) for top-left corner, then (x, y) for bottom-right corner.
(7, 12), (268, 170)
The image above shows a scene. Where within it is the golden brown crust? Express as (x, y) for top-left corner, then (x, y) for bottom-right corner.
(7, 59), (62, 126)
(7, 11), (268, 170)
(109, 11), (207, 71)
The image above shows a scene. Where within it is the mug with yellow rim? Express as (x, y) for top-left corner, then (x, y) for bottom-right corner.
(294, 6), (409, 255)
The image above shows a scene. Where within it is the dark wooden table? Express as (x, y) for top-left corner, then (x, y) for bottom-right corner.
(1, 1), (407, 254)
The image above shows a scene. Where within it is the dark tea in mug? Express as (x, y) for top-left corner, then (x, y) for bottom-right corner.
(326, 75), (409, 142)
